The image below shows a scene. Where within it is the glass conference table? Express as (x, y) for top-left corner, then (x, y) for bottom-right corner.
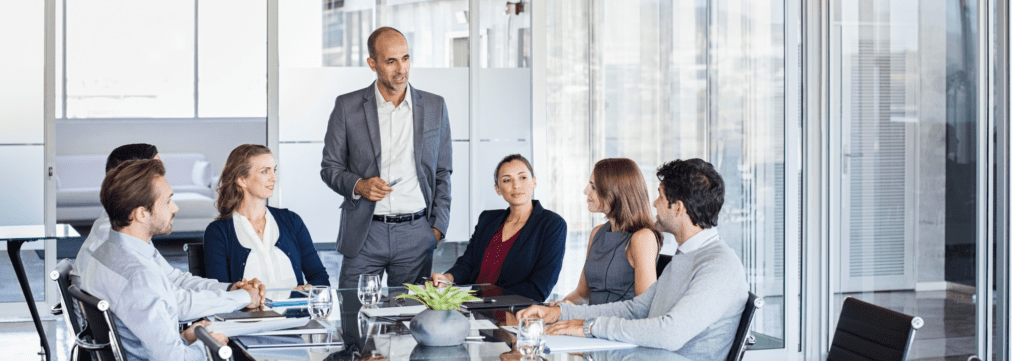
(0, 224), (80, 361)
(230, 285), (695, 361)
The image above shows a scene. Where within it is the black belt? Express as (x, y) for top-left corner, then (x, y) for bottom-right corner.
(372, 209), (426, 223)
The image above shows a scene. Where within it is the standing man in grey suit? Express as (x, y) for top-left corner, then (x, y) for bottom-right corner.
(321, 26), (453, 289)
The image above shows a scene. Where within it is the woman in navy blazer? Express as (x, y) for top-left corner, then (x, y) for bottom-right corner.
(204, 145), (330, 289)
(430, 155), (567, 302)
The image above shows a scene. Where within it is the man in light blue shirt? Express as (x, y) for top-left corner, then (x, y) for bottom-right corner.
(74, 159), (232, 360)
(72, 143), (263, 321)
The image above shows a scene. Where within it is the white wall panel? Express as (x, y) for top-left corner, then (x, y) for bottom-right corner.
(277, 143), (345, 244)
(448, 141), (470, 241)
(412, 69), (470, 140)
(280, 68), (470, 143)
(478, 68), (530, 141)
(0, 0), (44, 144)
(278, 0), (322, 68)
(471, 140), (531, 229)
(0, 146), (44, 226)
(279, 67), (377, 142)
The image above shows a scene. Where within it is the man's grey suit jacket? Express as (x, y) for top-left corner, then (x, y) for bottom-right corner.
(321, 82), (453, 258)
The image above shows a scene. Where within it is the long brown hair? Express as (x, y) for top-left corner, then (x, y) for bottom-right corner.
(593, 158), (663, 248)
(216, 144), (272, 220)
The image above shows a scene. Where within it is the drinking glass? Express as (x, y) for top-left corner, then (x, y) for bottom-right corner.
(307, 286), (333, 320)
(357, 274), (382, 307)
(517, 316), (546, 360)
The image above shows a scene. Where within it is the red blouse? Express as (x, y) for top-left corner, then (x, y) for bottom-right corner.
(474, 225), (522, 285)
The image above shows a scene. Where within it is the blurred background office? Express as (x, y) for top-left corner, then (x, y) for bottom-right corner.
(0, 0), (1016, 360)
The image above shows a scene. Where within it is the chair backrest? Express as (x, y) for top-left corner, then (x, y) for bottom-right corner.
(67, 284), (127, 361)
(195, 325), (233, 361)
(50, 259), (82, 335)
(51, 259), (96, 361)
(656, 254), (672, 278)
(827, 297), (924, 361)
(184, 243), (206, 278)
(726, 292), (763, 361)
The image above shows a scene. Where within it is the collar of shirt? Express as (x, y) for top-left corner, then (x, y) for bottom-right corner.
(109, 230), (158, 260)
(373, 80), (412, 110)
(676, 227), (719, 254)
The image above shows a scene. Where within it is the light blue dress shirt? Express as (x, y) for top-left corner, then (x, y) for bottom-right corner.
(74, 231), (209, 360)
(71, 212), (250, 321)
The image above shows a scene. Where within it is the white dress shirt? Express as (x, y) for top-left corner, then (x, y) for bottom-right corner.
(370, 81), (427, 215)
(71, 212), (250, 321)
(233, 210), (298, 289)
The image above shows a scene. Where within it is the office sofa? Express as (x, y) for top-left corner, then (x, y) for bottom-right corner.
(56, 153), (218, 233)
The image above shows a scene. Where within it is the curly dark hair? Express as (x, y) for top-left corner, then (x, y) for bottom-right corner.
(656, 158), (725, 229)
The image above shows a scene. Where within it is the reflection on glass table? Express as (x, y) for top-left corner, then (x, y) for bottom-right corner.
(231, 285), (707, 361)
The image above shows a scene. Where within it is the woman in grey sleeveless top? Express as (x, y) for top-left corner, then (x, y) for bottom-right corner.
(559, 159), (663, 305)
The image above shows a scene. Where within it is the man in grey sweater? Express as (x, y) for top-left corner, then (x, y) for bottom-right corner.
(517, 158), (748, 359)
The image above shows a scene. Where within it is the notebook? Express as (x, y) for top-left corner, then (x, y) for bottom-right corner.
(214, 310), (285, 322)
(461, 294), (537, 310)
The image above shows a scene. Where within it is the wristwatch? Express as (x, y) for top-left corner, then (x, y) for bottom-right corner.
(582, 318), (596, 338)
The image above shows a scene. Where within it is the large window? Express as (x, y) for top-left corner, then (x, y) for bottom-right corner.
(545, 0), (792, 349)
(60, 0), (267, 119)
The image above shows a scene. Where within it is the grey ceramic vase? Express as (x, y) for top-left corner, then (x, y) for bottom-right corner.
(409, 309), (470, 346)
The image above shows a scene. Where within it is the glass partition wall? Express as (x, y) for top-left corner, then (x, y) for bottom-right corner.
(544, 0), (796, 356)
(825, 0), (987, 359)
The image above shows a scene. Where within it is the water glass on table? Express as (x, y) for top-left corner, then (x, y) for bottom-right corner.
(358, 274), (382, 307)
(307, 286), (333, 320)
(517, 316), (546, 360)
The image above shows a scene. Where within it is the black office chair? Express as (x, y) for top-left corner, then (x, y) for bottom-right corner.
(195, 325), (233, 361)
(67, 284), (127, 361)
(50, 259), (105, 361)
(184, 242), (206, 278)
(656, 254), (672, 278)
(827, 297), (924, 361)
(726, 292), (763, 361)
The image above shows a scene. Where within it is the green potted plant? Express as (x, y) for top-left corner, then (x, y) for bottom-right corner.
(395, 283), (480, 346)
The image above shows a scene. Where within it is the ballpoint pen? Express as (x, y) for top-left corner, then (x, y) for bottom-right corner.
(421, 276), (453, 285)
(387, 177), (403, 187)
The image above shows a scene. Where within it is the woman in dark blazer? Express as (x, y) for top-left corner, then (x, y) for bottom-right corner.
(204, 145), (330, 289)
(430, 154), (567, 302)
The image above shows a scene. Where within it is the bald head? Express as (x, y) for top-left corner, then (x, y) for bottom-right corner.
(367, 26), (407, 61)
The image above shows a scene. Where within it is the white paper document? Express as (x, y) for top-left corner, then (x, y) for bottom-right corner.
(205, 318), (310, 337)
(543, 335), (638, 353)
(360, 305), (427, 317)
(407, 286), (474, 295)
(499, 325), (637, 353)
(402, 319), (497, 330)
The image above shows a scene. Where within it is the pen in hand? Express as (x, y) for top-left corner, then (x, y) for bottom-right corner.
(387, 177), (403, 187)
(422, 276), (453, 286)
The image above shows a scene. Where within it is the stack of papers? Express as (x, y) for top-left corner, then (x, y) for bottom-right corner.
(205, 318), (310, 337)
(360, 305), (427, 318)
(402, 319), (498, 330)
(408, 286), (474, 295)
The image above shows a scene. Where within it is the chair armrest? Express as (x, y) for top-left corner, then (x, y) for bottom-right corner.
(195, 325), (232, 361)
